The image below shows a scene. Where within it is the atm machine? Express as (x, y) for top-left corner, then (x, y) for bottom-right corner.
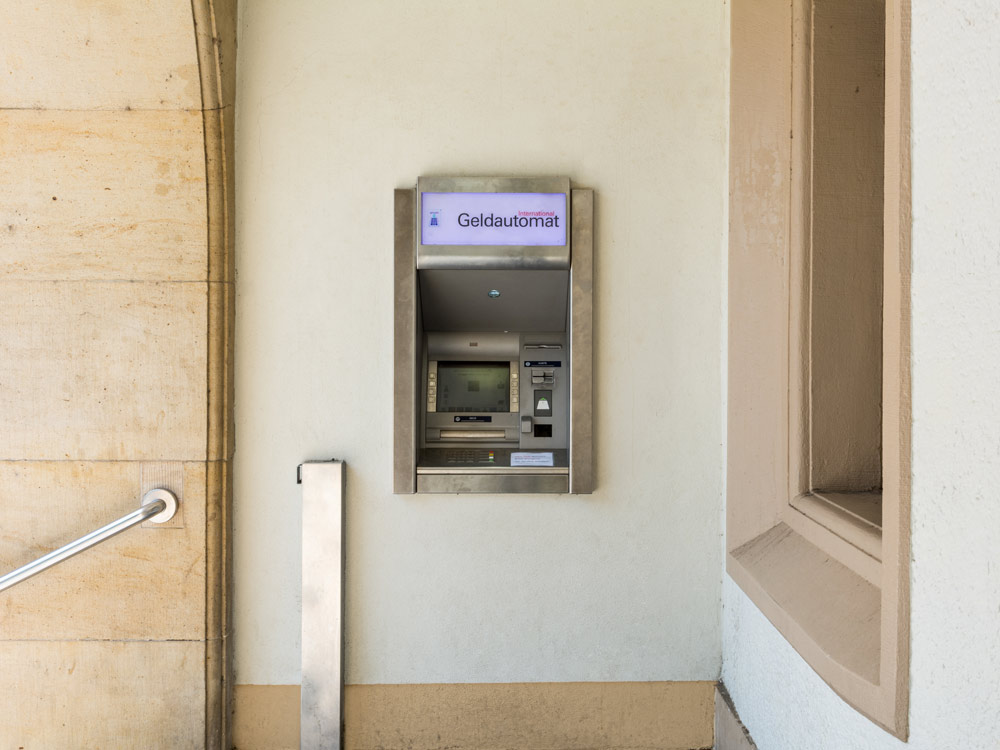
(394, 176), (593, 494)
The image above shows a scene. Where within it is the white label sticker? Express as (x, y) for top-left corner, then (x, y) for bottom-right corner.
(510, 452), (554, 467)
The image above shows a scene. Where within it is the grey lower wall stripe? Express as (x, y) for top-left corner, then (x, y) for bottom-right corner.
(715, 684), (758, 750)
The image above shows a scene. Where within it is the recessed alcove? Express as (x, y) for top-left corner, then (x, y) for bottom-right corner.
(797, 0), (885, 545)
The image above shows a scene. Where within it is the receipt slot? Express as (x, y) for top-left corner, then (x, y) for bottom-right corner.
(394, 176), (593, 494)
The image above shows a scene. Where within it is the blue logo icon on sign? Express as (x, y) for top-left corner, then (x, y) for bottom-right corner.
(429, 211), (440, 226)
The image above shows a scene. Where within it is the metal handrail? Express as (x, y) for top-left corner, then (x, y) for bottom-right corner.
(0, 488), (178, 593)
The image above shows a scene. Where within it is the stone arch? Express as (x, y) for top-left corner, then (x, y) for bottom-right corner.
(0, 2), (234, 746)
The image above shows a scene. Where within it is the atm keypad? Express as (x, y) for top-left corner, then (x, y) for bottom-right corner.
(426, 365), (437, 413)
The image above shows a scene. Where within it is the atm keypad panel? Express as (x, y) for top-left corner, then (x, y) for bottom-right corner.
(518, 337), (568, 450)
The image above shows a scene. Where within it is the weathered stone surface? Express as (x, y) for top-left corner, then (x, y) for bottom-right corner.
(0, 281), (208, 461)
(0, 110), (207, 282)
(0, 640), (206, 749)
(0, 0), (201, 110)
(0, 0), (236, 745)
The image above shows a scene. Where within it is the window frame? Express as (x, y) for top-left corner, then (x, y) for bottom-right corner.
(726, 0), (910, 737)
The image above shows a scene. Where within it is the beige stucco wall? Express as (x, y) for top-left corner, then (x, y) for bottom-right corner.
(234, 0), (728, 688)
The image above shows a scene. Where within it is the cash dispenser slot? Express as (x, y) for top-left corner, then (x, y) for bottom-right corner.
(438, 430), (507, 441)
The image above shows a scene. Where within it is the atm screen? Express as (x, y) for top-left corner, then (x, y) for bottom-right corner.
(436, 362), (509, 413)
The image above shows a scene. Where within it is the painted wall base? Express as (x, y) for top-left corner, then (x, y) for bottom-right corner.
(233, 681), (715, 750)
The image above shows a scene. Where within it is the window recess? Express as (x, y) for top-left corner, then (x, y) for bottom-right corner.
(790, 0), (886, 555)
(727, 0), (909, 737)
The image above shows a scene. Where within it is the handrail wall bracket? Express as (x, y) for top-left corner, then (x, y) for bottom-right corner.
(142, 488), (179, 524)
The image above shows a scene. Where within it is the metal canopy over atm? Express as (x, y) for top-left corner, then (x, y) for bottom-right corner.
(394, 176), (593, 494)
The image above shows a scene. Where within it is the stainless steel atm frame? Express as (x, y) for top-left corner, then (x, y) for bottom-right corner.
(394, 176), (593, 494)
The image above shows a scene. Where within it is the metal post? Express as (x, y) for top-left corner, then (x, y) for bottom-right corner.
(300, 460), (345, 750)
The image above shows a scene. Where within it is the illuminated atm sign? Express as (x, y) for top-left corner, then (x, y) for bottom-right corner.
(421, 191), (567, 246)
